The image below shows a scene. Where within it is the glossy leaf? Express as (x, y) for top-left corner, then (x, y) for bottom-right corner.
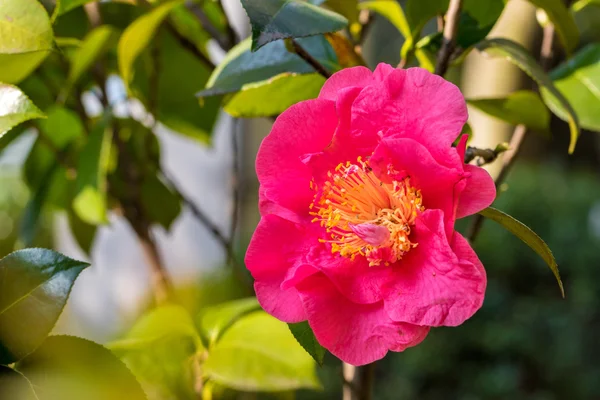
(73, 116), (112, 225)
(118, 1), (181, 92)
(476, 38), (580, 153)
(241, 0), (348, 51)
(479, 207), (564, 298)
(467, 91), (551, 134)
(526, 0), (579, 53)
(0, 84), (45, 138)
(541, 43), (600, 133)
(224, 72), (325, 117)
(109, 306), (200, 400)
(0, 366), (37, 400)
(17, 335), (147, 400)
(200, 36), (337, 96)
(199, 297), (261, 344)
(288, 321), (326, 366)
(63, 25), (119, 100)
(0, 0), (54, 83)
(203, 311), (320, 392)
(0, 249), (89, 364)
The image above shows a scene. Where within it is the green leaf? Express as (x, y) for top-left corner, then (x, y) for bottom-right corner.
(118, 0), (182, 92)
(0, 0), (54, 83)
(16, 335), (147, 400)
(241, 0), (348, 51)
(526, 0), (579, 54)
(359, 1), (410, 38)
(0, 365), (37, 400)
(140, 173), (182, 230)
(200, 36), (338, 96)
(73, 115), (113, 225)
(203, 311), (320, 392)
(288, 321), (326, 366)
(479, 207), (564, 298)
(67, 211), (97, 255)
(52, 0), (96, 19)
(199, 297), (261, 345)
(224, 72), (325, 117)
(0, 249), (89, 364)
(467, 91), (551, 134)
(572, 0), (600, 44)
(540, 43), (600, 133)
(62, 25), (119, 100)
(108, 306), (201, 400)
(109, 305), (203, 352)
(0, 83), (45, 138)
(324, 0), (360, 38)
(476, 38), (580, 153)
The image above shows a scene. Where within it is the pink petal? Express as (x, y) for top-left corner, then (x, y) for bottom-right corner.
(297, 274), (429, 366)
(257, 99), (338, 218)
(245, 215), (314, 322)
(456, 164), (496, 218)
(319, 66), (375, 101)
(352, 68), (468, 165)
(350, 223), (390, 246)
(382, 209), (486, 327)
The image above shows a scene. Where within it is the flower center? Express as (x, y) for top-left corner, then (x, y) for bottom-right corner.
(310, 157), (424, 267)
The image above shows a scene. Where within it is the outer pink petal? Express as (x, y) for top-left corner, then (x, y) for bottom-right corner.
(456, 164), (496, 218)
(319, 66), (374, 101)
(383, 209), (486, 327)
(352, 67), (468, 164)
(257, 99), (338, 218)
(297, 274), (429, 366)
(245, 215), (314, 323)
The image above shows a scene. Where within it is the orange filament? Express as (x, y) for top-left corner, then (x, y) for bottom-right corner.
(310, 157), (424, 267)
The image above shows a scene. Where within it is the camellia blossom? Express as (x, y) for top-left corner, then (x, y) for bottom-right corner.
(245, 64), (496, 366)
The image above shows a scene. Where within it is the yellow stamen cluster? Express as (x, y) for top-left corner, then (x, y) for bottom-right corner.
(310, 157), (424, 266)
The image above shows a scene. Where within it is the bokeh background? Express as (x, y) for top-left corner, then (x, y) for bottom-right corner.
(2, 0), (600, 398)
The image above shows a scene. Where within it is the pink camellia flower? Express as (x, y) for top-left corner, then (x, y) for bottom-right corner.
(245, 64), (496, 366)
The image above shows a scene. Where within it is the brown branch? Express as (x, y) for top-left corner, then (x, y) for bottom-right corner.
(343, 362), (375, 400)
(165, 24), (216, 70)
(435, 0), (463, 76)
(291, 39), (332, 78)
(468, 24), (557, 243)
(185, 0), (233, 51)
(216, 0), (237, 49)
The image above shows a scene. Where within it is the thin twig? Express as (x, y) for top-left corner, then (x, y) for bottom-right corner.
(291, 39), (332, 78)
(435, 0), (463, 76)
(343, 362), (375, 400)
(185, 0), (233, 51)
(165, 24), (216, 70)
(216, 0), (237, 49)
(468, 24), (557, 242)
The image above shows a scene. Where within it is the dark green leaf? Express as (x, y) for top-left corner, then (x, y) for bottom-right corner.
(476, 38), (580, 153)
(16, 335), (147, 400)
(108, 306), (201, 400)
(467, 91), (551, 134)
(62, 25), (119, 100)
(324, 0), (360, 38)
(241, 0), (348, 51)
(0, 0), (54, 83)
(572, 0), (600, 44)
(199, 36), (337, 96)
(359, 1), (410, 38)
(541, 43), (600, 133)
(224, 72), (325, 117)
(199, 297), (261, 345)
(0, 365), (37, 400)
(0, 249), (89, 364)
(73, 115), (112, 225)
(140, 173), (181, 231)
(203, 311), (320, 392)
(288, 321), (326, 366)
(526, 0), (579, 53)
(67, 211), (97, 255)
(52, 0), (96, 19)
(0, 83), (45, 138)
(479, 207), (564, 298)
